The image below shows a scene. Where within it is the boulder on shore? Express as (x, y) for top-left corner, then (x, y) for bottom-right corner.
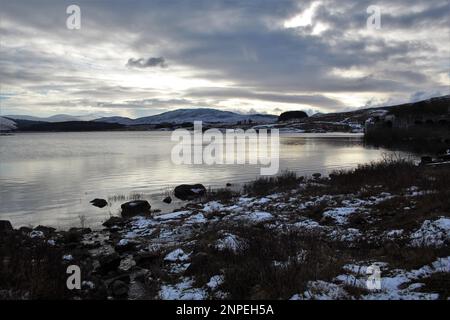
(90, 198), (108, 208)
(174, 184), (207, 200)
(98, 253), (121, 275)
(120, 200), (151, 217)
(163, 196), (172, 204)
(34, 225), (56, 235)
(103, 216), (125, 229)
(111, 280), (129, 298)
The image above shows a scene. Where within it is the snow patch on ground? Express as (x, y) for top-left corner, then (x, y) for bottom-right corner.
(255, 197), (271, 204)
(207, 275), (224, 290)
(29, 230), (45, 239)
(164, 248), (190, 262)
(202, 201), (224, 213)
(155, 210), (192, 221)
(159, 278), (206, 300)
(63, 254), (73, 261)
(290, 257), (450, 300)
(322, 207), (358, 225)
(410, 217), (450, 247)
(340, 257), (449, 299)
(293, 219), (322, 230)
(117, 239), (129, 246)
(215, 233), (244, 253)
(330, 228), (362, 242)
(132, 216), (157, 228)
(246, 211), (274, 222)
(291, 280), (349, 300)
(169, 263), (191, 274)
(385, 229), (404, 239)
(185, 213), (207, 224)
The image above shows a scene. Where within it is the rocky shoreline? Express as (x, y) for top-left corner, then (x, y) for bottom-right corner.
(1, 158), (449, 300)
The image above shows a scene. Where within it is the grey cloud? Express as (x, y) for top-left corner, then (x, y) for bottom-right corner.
(0, 0), (448, 115)
(187, 87), (344, 110)
(125, 98), (192, 106)
(126, 57), (167, 68)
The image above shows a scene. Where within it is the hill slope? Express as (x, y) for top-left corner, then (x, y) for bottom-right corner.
(6, 114), (102, 123)
(96, 108), (277, 125)
(18, 121), (125, 132)
(0, 117), (17, 131)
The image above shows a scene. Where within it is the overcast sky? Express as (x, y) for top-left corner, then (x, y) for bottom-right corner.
(0, 0), (449, 118)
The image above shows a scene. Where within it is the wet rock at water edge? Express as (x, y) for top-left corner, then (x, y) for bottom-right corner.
(98, 253), (121, 274)
(90, 198), (108, 208)
(312, 173), (322, 179)
(115, 239), (137, 253)
(34, 225), (56, 235)
(120, 200), (151, 218)
(19, 226), (32, 234)
(133, 268), (152, 283)
(0, 220), (13, 233)
(174, 184), (207, 200)
(118, 255), (136, 272)
(163, 196), (172, 204)
(69, 227), (92, 235)
(61, 227), (92, 245)
(103, 216), (125, 229)
(111, 280), (129, 298)
(134, 250), (161, 267)
(226, 183), (232, 187)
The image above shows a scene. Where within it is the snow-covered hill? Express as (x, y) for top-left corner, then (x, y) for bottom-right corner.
(9, 109), (277, 126)
(0, 117), (17, 131)
(6, 114), (102, 123)
(93, 116), (135, 125)
(131, 108), (277, 125)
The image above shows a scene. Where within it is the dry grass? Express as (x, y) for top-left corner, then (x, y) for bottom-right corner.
(329, 155), (419, 193)
(205, 188), (240, 204)
(0, 232), (71, 299)
(182, 158), (450, 299)
(186, 226), (348, 300)
(420, 273), (450, 300)
(108, 193), (146, 202)
(243, 171), (303, 196)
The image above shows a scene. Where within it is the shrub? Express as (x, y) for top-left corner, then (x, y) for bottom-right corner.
(0, 232), (71, 299)
(243, 171), (301, 196)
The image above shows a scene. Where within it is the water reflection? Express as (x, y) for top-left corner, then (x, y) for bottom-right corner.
(0, 132), (408, 228)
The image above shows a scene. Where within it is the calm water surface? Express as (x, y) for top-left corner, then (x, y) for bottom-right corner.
(0, 131), (409, 228)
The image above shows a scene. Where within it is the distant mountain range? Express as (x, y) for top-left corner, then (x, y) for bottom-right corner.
(2, 108), (277, 130)
(0, 117), (17, 131)
(1, 108), (277, 131)
(1, 96), (448, 132)
(95, 108), (277, 125)
(4, 113), (102, 123)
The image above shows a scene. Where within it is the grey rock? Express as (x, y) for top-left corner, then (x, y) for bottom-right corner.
(174, 184), (206, 200)
(90, 198), (108, 208)
(111, 280), (128, 298)
(120, 200), (151, 218)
